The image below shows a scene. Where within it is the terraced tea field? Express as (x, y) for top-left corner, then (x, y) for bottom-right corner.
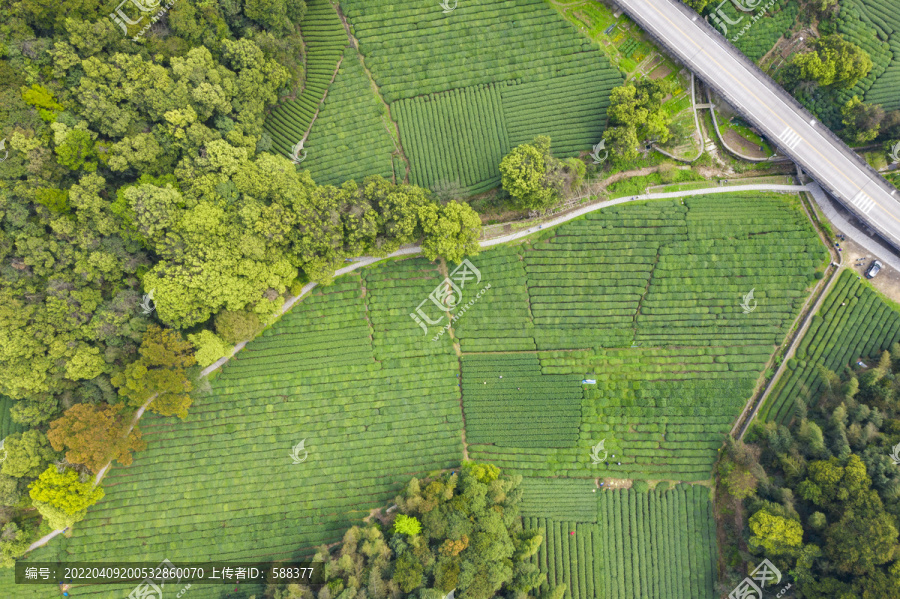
(525, 483), (717, 599)
(718, 0), (799, 62)
(760, 269), (900, 424)
(393, 84), (510, 195)
(301, 48), (397, 185)
(5, 268), (463, 599)
(3, 193), (827, 598)
(265, 0), (622, 190)
(338, 0), (607, 102)
(846, 0), (900, 111)
(459, 194), (825, 480)
(263, 0), (348, 156)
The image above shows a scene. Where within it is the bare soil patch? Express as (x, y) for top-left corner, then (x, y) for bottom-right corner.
(598, 477), (632, 489)
(648, 63), (671, 80)
(722, 129), (768, 160)
(836, 233), (900, 304)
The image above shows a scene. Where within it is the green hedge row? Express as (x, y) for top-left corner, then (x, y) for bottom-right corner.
(302, 48), (395, 185)
(264, 0), (348, 155)
(760, 269), (900, 424)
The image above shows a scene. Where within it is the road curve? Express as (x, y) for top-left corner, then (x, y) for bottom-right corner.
(203, 183), (809, 375)
(28, 183), (811, 556)
(613, 0), (900, 251)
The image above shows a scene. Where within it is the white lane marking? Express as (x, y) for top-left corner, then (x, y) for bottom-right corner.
(777, 127), (802, 150)
(850, 190), (876, 215)
(635, 0), (900, 244)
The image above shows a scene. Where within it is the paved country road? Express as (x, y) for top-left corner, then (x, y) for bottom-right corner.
(25, 183), (824, 553)
(200, 182), (811, 377)
(613, 0), (900, 251)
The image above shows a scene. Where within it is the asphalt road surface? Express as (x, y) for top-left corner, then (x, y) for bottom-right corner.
(613, 0), (900, 250)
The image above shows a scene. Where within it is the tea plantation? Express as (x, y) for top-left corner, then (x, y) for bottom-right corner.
(525, 484), (717, 599)
(263, 0), (348, 156)
(846, 0), (900, 111)
(714, 0), (900, 129)
(265, 0), (622, 192)
(463, 193), (826, 481)
(301, 48), (397, 185)
(759, 269), (900, 424)
(797, 0), (899, 128)
(721, 0), (799, 62)
(393, 84), (510, 195)
(0, 192), (831, 598)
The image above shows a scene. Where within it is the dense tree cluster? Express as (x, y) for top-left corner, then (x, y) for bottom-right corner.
(0, 0), (482, 559)
(789, 35), (873, 90)
(603, 79), (673, 164)
(840, 96), (884, 144)
(263, 463), (562, 599)
(499, 136), (585, 212)
(717, 345), (900, 597)
(838, 97), (900, 147)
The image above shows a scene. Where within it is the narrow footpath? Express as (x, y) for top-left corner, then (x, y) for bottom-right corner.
(26, 181), (842, 554)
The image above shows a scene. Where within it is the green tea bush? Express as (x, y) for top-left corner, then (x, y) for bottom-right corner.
(760, 269), (900, 424)
(302, 48), (395, 185)
(263, 0), (348, 155)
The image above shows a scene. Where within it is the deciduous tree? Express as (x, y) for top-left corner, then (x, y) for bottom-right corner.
(0, 430), (60, 480)
(47, 403), (145, 473)
(392, 514), (422, 536)
(499, 140), (557, 211)
(792, 35), (873, 89)
(269, 464), (542, 599)
(842, 96), (884, 144)
(215, 310), (263, 345)
(748, 509), (804, 556)
(28, 466), (104, 516)
(420, 200), (482, 264)
(0, 523), (34, 568)
(188, 330), (230, 368)
(111, 325), (196, 419)
(605, 79), (673, 163)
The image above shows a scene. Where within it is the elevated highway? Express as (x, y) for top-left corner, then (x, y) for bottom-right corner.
(614, 0), (900, 251)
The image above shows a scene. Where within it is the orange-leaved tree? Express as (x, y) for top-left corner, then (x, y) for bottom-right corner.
(47, 403), (146, 474)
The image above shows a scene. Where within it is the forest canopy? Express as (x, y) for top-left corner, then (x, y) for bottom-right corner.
(0, 0), (482, 560)
(717, 346), (900, 597)
(263, 463), (560, 599)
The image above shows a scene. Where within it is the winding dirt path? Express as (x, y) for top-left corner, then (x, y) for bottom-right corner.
(731, 187), (842, 438)
(27, 181), (815, 555)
